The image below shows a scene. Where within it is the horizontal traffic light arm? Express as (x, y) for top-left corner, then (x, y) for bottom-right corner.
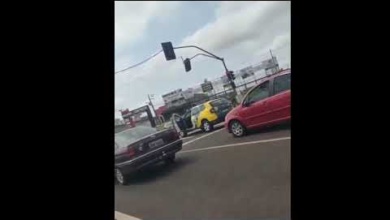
(165, 43), (230, 73)
(189, 53), (216, 60)
(174, 45), (223, 61)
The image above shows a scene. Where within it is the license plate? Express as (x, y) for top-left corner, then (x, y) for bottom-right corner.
(148, 139), (164, 149)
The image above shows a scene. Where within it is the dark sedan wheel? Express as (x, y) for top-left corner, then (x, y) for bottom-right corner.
(230, 120), (246, 137)
(115, 168), (129, 185)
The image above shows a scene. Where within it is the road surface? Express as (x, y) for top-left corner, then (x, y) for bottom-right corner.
(115, 124), (291, 220)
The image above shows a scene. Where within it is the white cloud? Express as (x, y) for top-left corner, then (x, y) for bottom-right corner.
(115, 2), (153, 50)
(115, 1), (181, 45)
(115, 1), (181, 70)
(181, 2), (290, 52)
(272, 32), (290, 50)
(115, 1), (290, 111)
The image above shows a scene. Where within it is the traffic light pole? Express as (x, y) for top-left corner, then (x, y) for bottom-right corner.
(174, 45), (229, 73)
(170, 44), (239, 105)
(147, 94), (159, 125)
(189, 53), (215, 60)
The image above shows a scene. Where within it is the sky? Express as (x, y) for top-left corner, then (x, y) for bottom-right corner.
(115, 1), (290, 119)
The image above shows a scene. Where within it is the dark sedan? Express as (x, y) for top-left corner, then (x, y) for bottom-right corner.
(115, 126), (182, 185)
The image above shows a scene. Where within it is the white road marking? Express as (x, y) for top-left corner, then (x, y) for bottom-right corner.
(182, 124), (224, 140)
(115, 211), (142, 220)
(181, 136), (193, 140)
(179, 136), (291, 154)
(183, 129), (224, 146)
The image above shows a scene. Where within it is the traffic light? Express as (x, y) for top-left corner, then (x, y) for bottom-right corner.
(161, 42), (176, 61)
(184, 58), (191, 72)
(226, 70), (235, 81)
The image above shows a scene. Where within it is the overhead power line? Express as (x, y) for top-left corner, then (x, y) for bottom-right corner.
(115, 49), (163, 74)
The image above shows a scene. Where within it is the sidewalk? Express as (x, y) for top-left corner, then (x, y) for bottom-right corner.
(115, 211), (141, 220)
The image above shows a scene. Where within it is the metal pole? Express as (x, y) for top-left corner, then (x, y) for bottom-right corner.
(174, 45), (222, 60)
(221, 58), (229, 72)
(148, 94), (158, 125)
(269, 49), (277, 74)
(189, 53), (215, 60)
(173, 44), (237, 103)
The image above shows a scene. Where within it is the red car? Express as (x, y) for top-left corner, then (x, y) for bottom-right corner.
(225, 69), (291, 137)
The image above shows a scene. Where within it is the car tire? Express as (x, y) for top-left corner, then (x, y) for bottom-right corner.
(201, 120), (213, 132)
(164, 155), (176, 165)
(115, 168), (129, 185)
(229, 120), (246, 137)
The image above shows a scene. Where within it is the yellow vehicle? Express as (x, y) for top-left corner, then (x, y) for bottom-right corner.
(190, 99), (233, 132)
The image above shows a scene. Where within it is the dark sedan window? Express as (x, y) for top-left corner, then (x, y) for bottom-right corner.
(115, 126), (157, 148)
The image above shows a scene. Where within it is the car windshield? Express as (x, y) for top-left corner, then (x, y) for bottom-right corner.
(115, 126), (157, 148)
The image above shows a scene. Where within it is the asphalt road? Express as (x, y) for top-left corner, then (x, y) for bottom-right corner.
(115, 123), (291, 220)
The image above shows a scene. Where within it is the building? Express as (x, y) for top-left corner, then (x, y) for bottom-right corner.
(155, 105), (167, 117)
(161, 88), (196, 108)
(160, 90), (209, 120)
(162, 89), (184, 108)
(115, 118), (125, 126)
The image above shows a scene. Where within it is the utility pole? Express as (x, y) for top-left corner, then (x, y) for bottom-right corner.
(269, 49), (280, 73)
(269, 49), (274, 58)
(147, 94), (158, 125)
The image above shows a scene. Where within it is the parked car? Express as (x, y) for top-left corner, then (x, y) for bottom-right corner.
(225, 69), (291, 137)
(115, 126), (182, 185)
(191, 98), (233, 132)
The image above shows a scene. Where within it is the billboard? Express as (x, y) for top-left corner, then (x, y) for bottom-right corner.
(201, 81), (213, 92)
(162, 89), (184, 104)
(239, 66), (255, 79)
